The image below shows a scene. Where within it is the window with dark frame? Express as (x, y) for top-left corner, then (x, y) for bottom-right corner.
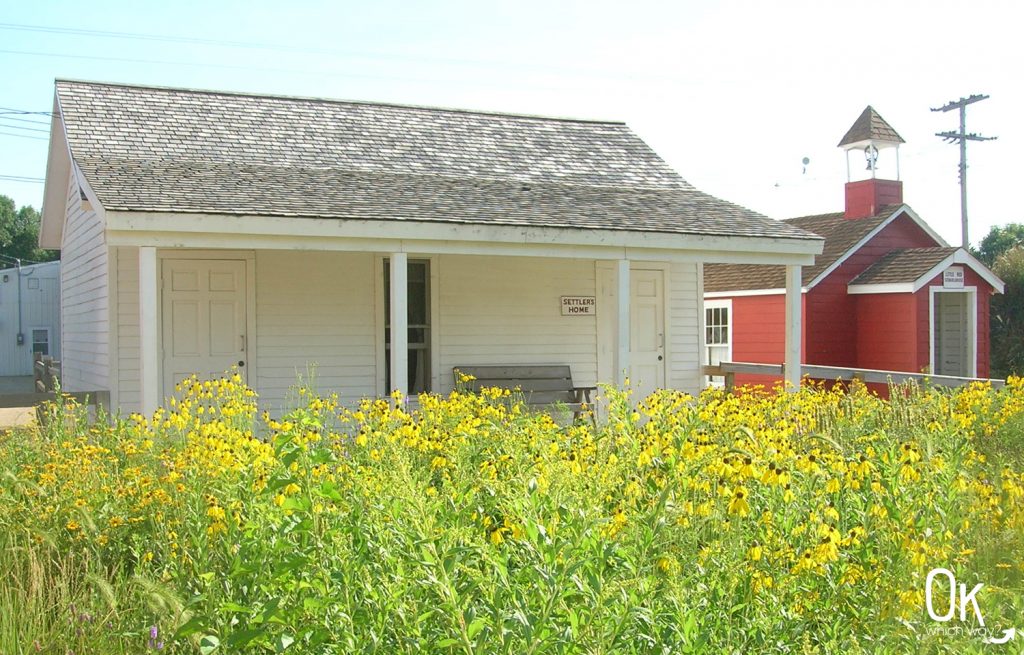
(705, 304), (730, 387)
(384, 259), (431, 394)
(31, 328), (50, 356)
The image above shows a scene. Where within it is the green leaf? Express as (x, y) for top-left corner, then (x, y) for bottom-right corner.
(281, 496), (311, 512)
(435, 638), (460, 648)
(199, 635), (220, 654)
(276, 634), (295, 652)
(219, 602), (249, 613)
(467, 617), (486, 640)
(317, 480), (343, 501)
(225, 627), (267, 647)
(174, 616), (209, 639)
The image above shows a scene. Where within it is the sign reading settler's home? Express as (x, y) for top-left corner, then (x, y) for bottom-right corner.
(561, 296), (596, 316)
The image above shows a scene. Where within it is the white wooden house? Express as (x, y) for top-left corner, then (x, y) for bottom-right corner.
(0, 260), (60, 376)
(40, 80), (822, 414)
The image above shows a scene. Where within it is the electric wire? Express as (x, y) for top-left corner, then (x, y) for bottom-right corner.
(0, 121), (49, 133)
(0, 130), (48, 141)
(0, 174), (45, 183)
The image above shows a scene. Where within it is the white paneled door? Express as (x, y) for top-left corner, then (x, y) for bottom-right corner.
(161, 259), (248, 397)
(630, 269), (665, 400)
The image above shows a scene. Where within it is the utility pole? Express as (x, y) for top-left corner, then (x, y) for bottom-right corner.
(931, 94), (996, 248)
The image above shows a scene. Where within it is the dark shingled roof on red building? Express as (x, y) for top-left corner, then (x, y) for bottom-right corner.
(837, 106), (905, 147)
(849, 247), (959, 285)
(703, 206), (904, 292)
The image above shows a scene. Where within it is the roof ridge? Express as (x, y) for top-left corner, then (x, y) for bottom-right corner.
(54, 78), (628, 126)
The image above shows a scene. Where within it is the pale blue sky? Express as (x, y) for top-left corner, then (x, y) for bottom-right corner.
(1, 0), (1020, 246)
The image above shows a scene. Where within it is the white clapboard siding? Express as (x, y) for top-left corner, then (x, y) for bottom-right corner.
(115, 250), (377, 414)
(60, 176), (108, 392)
(438, 255), (598, 392)
(255, 251), (377, 410)
(115, 247), (140, 411)
(668, 262), (701, 395)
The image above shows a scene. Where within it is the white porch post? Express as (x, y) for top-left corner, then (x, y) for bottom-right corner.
(389, 252), (408, 398)
(784, 264), (802, 391)
(139, 246), (160, 415)
(616, 259), (630, 387)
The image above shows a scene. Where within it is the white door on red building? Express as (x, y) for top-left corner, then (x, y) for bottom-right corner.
(630, 269), (665, 400)
(161, 259), (248, 396)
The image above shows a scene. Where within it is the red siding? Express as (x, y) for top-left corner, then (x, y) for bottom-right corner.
(728, 294), (805, 387)
(806, 212), (937, 370)
(856, 293), (918, 371)
(711, 211), (1000, 388)
(845, 180), (904, 219)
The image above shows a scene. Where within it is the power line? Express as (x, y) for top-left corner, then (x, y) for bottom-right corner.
(0, 114), (51, 126)
(0, 121), (49, 133)
(0, 47), (610, 95)
(0, 20), (592, 74)
(0, 107), (53, 116)
(0, 174), (45, 183)
(0, 253), (45, 266)
(0, 21), (673, 84)
(0, 130), (48, 141)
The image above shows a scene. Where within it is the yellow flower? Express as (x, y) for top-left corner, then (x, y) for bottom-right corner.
(747, 543), (763, 561)
(728, 487), (751, 516)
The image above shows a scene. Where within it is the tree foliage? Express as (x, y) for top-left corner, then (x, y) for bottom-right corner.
(0, 194), (58, 266)
(975, 222), (1024, 266)
(991, 245), (1024, 377)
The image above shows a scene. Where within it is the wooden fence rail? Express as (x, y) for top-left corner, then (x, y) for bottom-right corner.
(703, 362), (1006, 391)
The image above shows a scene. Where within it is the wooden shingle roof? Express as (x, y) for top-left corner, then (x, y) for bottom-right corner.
(838, 106), (905, 147)
(849, 247), (958, 285)
(54, 80), (819, 242)
(703, 206), (902, 292)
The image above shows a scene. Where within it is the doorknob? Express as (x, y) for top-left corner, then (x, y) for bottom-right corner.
(238, 361), (245, 367)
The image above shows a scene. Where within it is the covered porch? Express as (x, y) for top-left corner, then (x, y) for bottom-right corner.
(108, 212), (818, 415)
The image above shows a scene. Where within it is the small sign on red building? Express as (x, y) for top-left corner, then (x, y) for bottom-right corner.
(943, 267), (965, 289)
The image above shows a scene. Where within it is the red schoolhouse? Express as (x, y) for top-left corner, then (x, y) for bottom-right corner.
(703, 107), (1004, 388)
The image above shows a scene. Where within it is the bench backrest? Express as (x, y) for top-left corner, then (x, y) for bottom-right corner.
(455, 365), (577, 405)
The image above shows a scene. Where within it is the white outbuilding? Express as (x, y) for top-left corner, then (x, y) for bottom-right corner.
(39, 80), (822, 414)
(0, 260), (60, 376)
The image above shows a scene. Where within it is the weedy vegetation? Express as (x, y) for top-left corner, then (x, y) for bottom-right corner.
(1, 374), (1023, 653)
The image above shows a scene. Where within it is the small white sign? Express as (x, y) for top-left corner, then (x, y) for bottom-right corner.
(943, 267), (965, 289)
(561, 296), (596, 316)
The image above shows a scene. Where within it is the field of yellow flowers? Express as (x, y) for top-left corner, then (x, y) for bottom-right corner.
(2, 375), (1024, 654)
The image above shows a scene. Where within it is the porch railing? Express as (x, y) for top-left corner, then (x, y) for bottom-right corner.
(703, 362), (1006, 391)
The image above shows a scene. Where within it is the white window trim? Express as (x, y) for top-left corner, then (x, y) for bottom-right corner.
(30, 326), (51, 356)
(928, 286), (977, 378)
(705, 287), (807, 299)
(375, 255), (440, 397)
(704, 298), (732, 388)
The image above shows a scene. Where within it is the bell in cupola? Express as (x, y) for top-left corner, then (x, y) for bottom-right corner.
(837, 106), (905, 219)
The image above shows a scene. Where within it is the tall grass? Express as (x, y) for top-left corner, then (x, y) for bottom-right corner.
(1, 376), (1022, 653)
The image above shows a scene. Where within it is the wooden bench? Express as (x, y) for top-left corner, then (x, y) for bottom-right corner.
(454, 365), (596, 421)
